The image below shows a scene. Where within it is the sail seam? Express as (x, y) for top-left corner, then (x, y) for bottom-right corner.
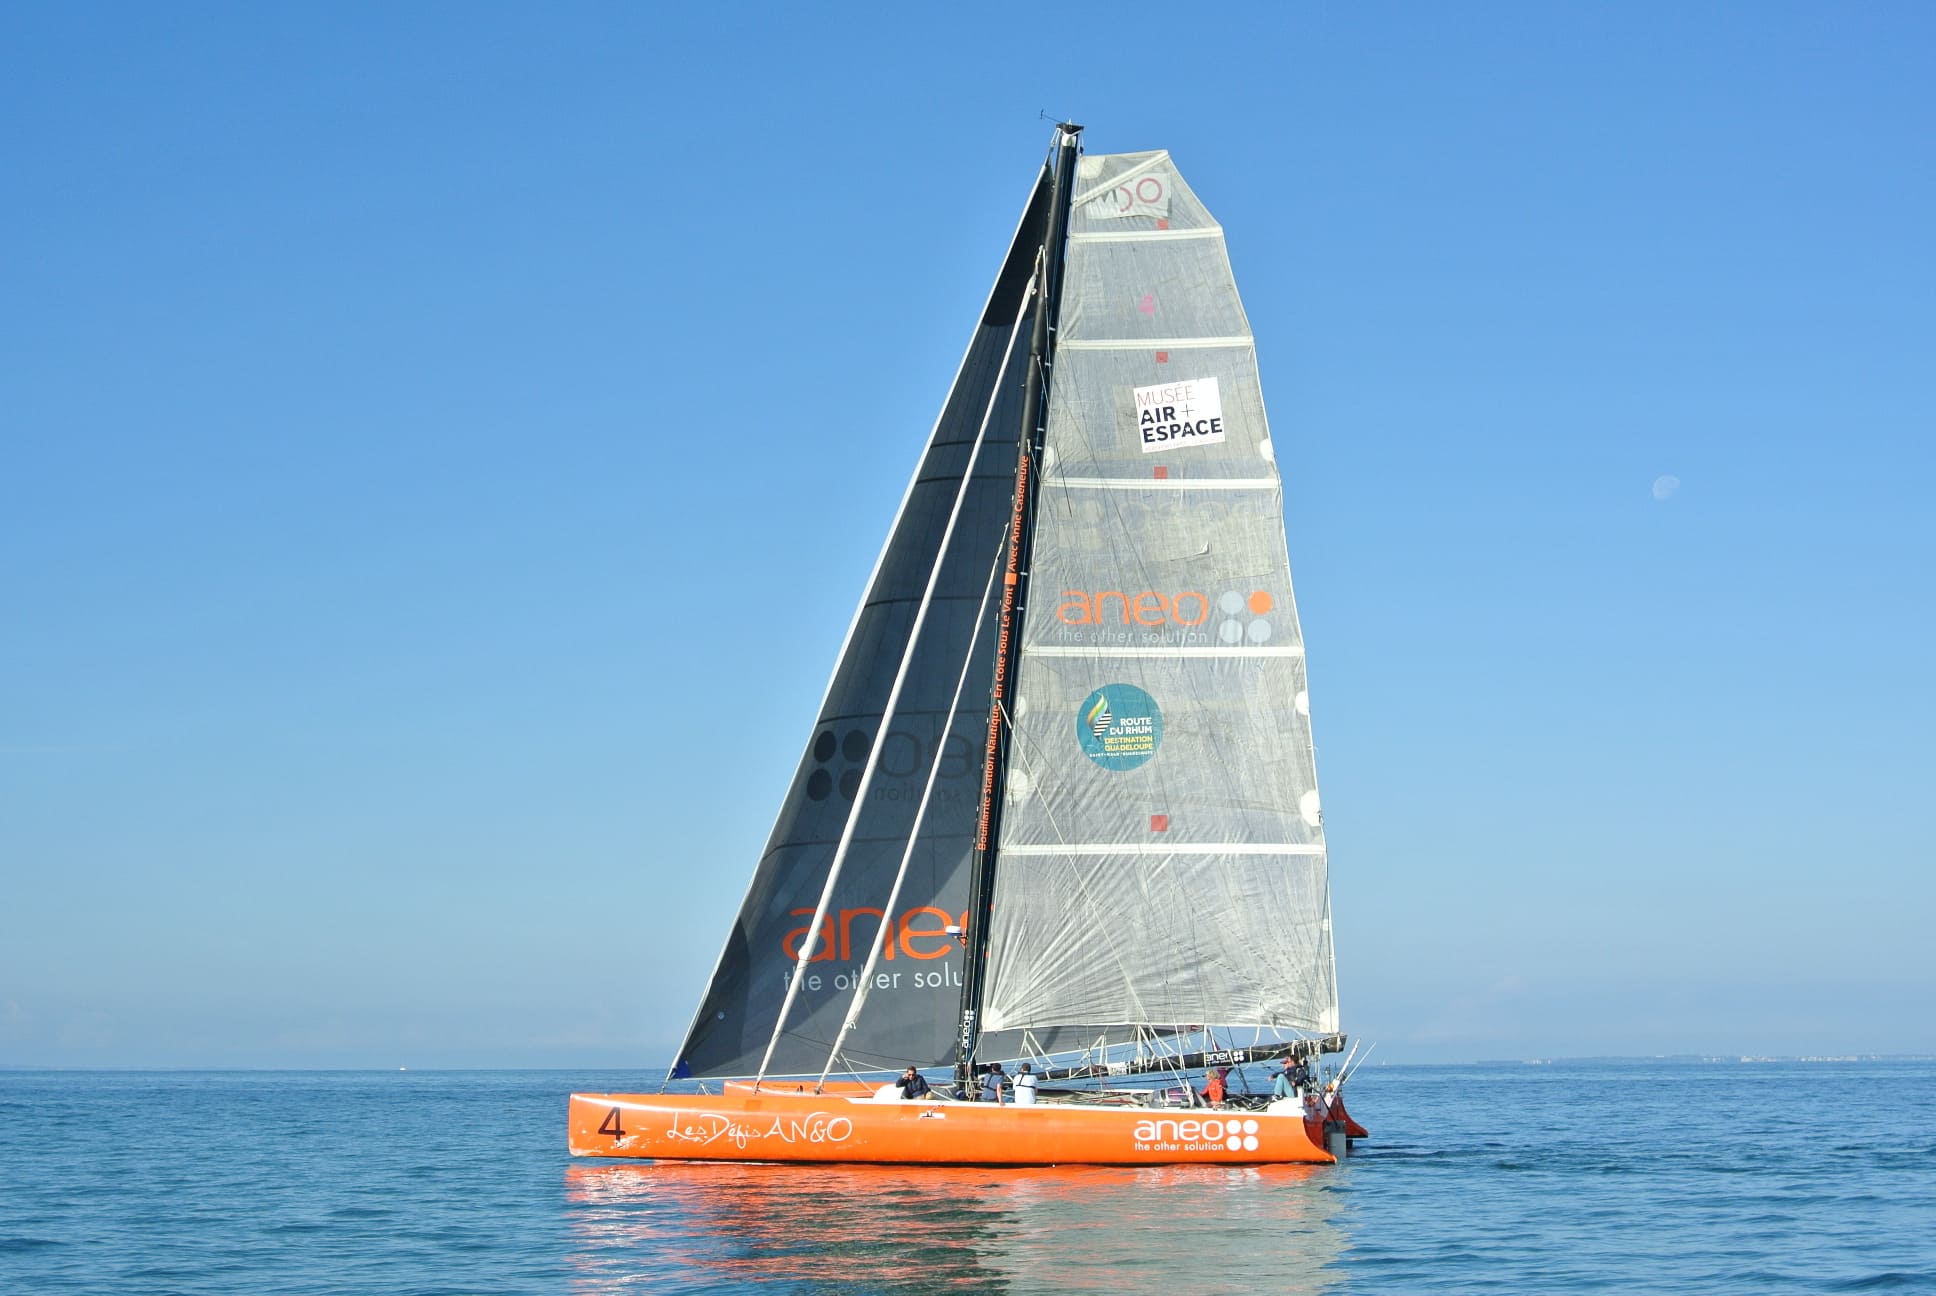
(999, 843), (1326, 856)
(1057, 336), (1252, 350)
(1070, 228), (1223, 243)
(1047, 476), (1281, 491)
(1023, 645), (1306, 658)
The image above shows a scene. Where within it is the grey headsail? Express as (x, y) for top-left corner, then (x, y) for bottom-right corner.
(671, 169), (1051, 1079)
(979, 151), (1340, 1045)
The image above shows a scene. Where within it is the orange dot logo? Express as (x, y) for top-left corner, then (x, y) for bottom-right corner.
(1218, 591), (1277, 645)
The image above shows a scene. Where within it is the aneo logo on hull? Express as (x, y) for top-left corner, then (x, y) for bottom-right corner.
(1131, 1115), (1264, 1153)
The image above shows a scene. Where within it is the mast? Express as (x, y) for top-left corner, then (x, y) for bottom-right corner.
(953, 122), (1082, 1095)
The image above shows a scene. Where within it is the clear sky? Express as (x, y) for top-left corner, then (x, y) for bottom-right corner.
(4, 3), (1931, 1069)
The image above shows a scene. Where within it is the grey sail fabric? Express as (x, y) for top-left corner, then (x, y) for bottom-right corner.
(980, 152), (1339, 1041)
(672, 172), (1050, 1079)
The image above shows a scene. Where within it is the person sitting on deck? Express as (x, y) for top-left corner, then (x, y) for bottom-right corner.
(896, 1066), (930, 1100)
(1202, 1066), (1228, 1107)
(1013, 1063), (1038, 1106)
(980, 1062), (1008, 1104)
(1274, 1056), (1310, 1100)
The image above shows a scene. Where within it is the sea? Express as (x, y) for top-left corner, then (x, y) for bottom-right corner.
(2, 1061), (1932, 1293)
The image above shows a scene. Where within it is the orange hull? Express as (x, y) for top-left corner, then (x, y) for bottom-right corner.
(569, 1090), (1335, 1166)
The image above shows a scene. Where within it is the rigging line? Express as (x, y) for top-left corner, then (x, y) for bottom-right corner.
(1339, 1040), (1375, 1090)
(816, 479), (1019, 1092)
(761, 271), (1040, 1091)
(1319, 1039), (1361, 1117)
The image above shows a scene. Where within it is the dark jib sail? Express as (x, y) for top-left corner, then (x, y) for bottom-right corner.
(671, 170), (1052, 1079)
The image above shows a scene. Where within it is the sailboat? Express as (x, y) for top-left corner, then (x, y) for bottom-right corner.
(569, 125), (1366, 1165)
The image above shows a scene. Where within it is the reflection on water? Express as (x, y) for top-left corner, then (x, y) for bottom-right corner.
(565, 1160), (1348, 1293)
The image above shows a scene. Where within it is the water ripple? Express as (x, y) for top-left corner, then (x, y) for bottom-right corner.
(0, 1064), (1931, 1293)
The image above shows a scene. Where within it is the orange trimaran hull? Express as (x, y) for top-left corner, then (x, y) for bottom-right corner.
(568, 1088), (1345, 1166)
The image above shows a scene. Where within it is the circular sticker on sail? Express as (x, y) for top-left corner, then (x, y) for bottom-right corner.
(1076, 684), (1163, 771)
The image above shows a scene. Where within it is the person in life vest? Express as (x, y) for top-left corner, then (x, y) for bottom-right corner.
(980, 1062), (1009, 1104)
(1202, 1066), (1228, 1106)
(1013, 1063), (1038, 1106)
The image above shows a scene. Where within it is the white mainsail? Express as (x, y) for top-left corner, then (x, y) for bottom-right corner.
(979, 151), (1339, 1040)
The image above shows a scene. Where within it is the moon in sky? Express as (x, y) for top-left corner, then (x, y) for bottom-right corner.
(1652, 474), (1681, 502)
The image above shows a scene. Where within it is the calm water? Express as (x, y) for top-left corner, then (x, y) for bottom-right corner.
(2, 1063), (1932, 1293)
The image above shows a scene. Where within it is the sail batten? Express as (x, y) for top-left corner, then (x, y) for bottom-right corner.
(1046, 477), (1282, 491)
(999, 843), (1327, 856)
(1025, 645), (1306, 658)
(1070, 228), (1226, 243)
(1057, 336), (1254, 350)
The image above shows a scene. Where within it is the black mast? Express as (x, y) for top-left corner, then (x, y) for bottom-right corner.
(953, 122), (1083, 1096)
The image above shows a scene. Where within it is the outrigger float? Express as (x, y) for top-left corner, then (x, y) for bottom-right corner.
(573, 125), (1367, 1166)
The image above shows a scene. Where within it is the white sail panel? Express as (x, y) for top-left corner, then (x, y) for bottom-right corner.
(982, 152), (1338, 1040)
(1039, 343), (1279, 481)
(995, 654), (1322, 851)
(982, 850), (1335, 1032)
(1071, 152), (1219, 236)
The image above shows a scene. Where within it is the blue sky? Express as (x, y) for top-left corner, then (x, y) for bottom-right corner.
(3, 3), (1931, 1068)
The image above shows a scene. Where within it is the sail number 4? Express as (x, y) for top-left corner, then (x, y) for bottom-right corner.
(598, 1106), (624, 1138)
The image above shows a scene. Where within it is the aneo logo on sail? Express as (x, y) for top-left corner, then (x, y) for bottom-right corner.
(778, 905), (969, 995)
(1052, 588), (1279, 646)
